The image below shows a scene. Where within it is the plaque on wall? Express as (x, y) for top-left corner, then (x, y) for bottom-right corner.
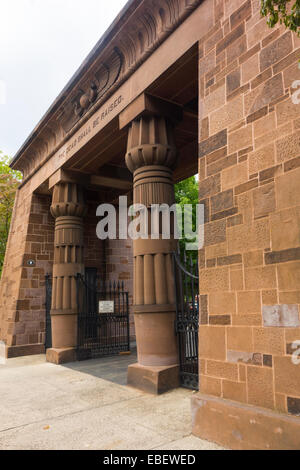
(99, 301), (114, 314)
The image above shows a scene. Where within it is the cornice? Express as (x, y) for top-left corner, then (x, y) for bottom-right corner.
(11, 0), (202, 183)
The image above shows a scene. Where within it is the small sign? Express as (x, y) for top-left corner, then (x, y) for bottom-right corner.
(99, 301), (114, 314)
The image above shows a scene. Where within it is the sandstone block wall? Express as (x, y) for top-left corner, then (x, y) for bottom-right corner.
(106, 211), (134, 340)
(84, 199), (106, 274)
(84, 202), (135, 339)
(198, 0), (300, 416)
(0, 188), (54, 355)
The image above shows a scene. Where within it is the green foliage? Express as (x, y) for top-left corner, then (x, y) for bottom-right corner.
(175, 176), (199, 208)
(0, 151), (21, 277)
(261, 0), (300, 34)
(175, 176), (199, 258)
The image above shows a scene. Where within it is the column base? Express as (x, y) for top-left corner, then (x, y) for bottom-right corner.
(127, 363), (179, 394)
(46, 348), (77, 365)
(192, 393), (300, 450)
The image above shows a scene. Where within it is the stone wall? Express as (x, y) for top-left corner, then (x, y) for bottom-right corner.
(83, 200), (135, 338)
(106, 210), (134, 340)
(82, 202), (135, 339)
(0, 188), (54, 357)
(198, 0), (300, 417)
(84, 199), (106, 275)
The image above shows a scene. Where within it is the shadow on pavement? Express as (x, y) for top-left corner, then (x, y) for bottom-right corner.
(62, 344), (137, 386)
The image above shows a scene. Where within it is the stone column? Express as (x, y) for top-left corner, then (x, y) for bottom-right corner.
(125, 114), (180, 394)
(46, 182), (87, 364)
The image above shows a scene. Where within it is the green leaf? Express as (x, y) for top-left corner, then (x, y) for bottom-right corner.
(0, 151), (20, 277)
(260, 0), (300, 34)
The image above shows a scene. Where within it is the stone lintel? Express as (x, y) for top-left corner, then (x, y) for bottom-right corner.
(192, 393), (300, 450)
(49, 169), (89, 190)
(127, 363), (179, 394)
(49, 169), (132, 192)
(90, 174), (132, 190)
(119, 93), (183, 130)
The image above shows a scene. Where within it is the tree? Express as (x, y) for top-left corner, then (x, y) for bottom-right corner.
(175, 176), (199, 208)
(0, 152), (22, 277)
(261, 0), (300, 34)
(175, 176), (199, 260)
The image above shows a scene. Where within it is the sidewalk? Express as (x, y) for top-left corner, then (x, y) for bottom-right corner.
(0, 352), (224, 450)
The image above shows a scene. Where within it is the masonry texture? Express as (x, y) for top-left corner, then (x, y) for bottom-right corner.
(106, 212), (134, 339)
(196, 0), (300, 427)
(0, 191), (54, 357)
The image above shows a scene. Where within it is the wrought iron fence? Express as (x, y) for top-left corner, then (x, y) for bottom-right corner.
(76, 274), (130, 361)
(173, 251), (199, 391)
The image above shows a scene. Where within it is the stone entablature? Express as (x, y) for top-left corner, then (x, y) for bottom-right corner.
(10, 0), (202, 184)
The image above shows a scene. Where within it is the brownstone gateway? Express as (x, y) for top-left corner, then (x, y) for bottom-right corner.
(1, 0), (300, 450)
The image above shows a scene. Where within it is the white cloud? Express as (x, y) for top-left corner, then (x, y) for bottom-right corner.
(0, 0), (127, 157)
(0, 80), (6, 105)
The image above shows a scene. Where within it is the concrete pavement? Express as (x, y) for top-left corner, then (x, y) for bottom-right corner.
(0, 351), (224, 450)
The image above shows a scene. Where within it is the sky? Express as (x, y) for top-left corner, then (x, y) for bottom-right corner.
(0, 0), (128, 158)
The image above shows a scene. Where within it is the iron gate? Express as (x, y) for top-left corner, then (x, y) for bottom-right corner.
(173, 251), (199, 390)
(45, 274), (52, 349)
(76, 274), (130, 360)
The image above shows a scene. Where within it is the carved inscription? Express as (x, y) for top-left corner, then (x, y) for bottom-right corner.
(58, 95), (124, 161)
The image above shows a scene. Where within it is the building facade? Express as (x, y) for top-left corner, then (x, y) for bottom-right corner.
(0, 0), (300, 449)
